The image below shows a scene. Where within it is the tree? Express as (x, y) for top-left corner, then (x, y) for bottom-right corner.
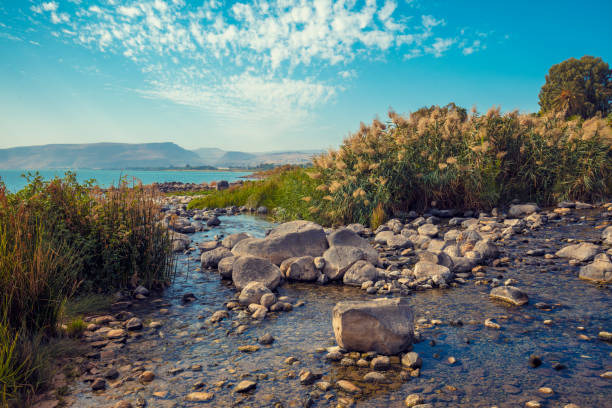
(539, 56), (612, 118)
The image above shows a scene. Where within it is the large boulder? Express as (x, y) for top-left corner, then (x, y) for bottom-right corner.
(473, 239), (499, 259)
(201, 247), (232, 269)
(579, 254), (612, 283)
(343, 261), (379, 286)
(232, 221), (328, 265)
(222, 233), (251, 249)
(280, 256), (319, 281)
(490, 286), (529, 306)
(322, 246), (367, 280)
(218, 256), (236, 279)
(231, 256), (282, 290)
(508, 203), (540, 218)
(555, 242), (600, 262)
(332, 298), (414, 355)
(327, 228), (380, 265)
(238, 281), (272, 306)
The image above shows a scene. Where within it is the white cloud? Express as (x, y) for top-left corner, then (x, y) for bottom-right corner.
(29, 0), (485, 124)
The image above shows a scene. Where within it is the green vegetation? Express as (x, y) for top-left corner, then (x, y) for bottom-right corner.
(191, 105), (611, 227)
(0, 173), (175, 405)
(539, 56), (611, 118)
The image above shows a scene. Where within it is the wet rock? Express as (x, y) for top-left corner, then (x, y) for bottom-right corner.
(401, 352), (422, 369)
(238, 281), (273, 306)
(508, 203), (539, 217)
(201, 247), (233, 269)
(238, 345), (260, 353)
(484, 318), (500, 329)
(133, 286), (149, 297)
(232, 221), (328, 265)
(601, 371), (612, 379)
(314, 256), (325, 269)
(333, 298), (414, 355)
(327, 228), (380, 265)
(343, 260), (379, 286)
(248, 304), (267, 319)
(322, 246), (367, 280)
(363, 371), (390, 383)
(473, 239), (498, 259)
(103, 368), (119, 380)
(555, 242), (600, 262)
(222, 232), (250, 249)
(598, 331), (612, 342)
(525, 401), (541, 408)
(529, 355), (542, 368)
(374, 231), (395, 245)
(258, 333), (275, 345)
(405, 394), (424, 407)
(91, 378), (106, 390)
(209, 310), (229, 323)
(370, 356), (390, 371)
(170, 231), (191, 252)
(299, 370), (321, 385)
(125, 317), (143, 331)
(387, 234), (413, 249)
(206, 216), (221, 227)
(218, 256), (236, 279)
(185, 392), (214, 402)
(181, 293), (197, 303)
(234, 380), (257, 393)
(579, 255), (612, 283)
(336, 380), (360, 394)
(603, 225), (612, 245)
(281, 256), (319, 281)
(106, 329), (127, 339)
(232, 256), (282, 290)
(260, 293), (276, 308)
(490, 286), (529, 306)
(413, 261), (452, 284)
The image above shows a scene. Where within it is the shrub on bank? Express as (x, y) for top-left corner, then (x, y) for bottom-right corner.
(0, 173), (175, 404)
(191, 105), (611, 227)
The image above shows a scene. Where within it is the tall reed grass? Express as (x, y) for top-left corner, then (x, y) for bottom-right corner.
(0, 173), (175, 405)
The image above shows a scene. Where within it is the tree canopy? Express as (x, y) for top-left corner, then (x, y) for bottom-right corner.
(539, 56), (611, 118)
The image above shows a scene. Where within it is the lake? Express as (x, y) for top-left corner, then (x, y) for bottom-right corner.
(0, 169), (252, 192)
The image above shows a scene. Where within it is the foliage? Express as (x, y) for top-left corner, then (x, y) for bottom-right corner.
(0, 173), (175, 404)
(539, 56), (612, 118)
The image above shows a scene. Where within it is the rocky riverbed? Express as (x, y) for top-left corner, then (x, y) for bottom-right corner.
(35, 199), (611, 408)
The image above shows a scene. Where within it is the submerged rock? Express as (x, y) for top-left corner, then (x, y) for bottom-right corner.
(490, 286), (529, 306)
(332, 298), (414, 355)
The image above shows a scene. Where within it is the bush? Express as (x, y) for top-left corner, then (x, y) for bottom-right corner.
(0, 173), (176, 403)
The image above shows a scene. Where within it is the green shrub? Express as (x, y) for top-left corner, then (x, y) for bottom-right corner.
(65, 319), (86, 338)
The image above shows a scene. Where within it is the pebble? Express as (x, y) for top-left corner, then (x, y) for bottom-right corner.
(316, 381), (332, 391)
(336, 380), (360, 394)
(185, 392), (214, 402)
(258, 333), (275, 345)
(404, 393), (423, 407)
(529, 355), (542, 368)
(370, 356), (390, 371)
(538, 386), (553, 394)
(139, 371), (155, 382)
(234, 380), (257, 393)
(484, 318), (501, 329)
(525, 401), (541, 408)
(238, 345), (259, 352)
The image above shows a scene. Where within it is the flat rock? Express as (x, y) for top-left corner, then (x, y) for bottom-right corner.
(185, 392), (214, 402)
(234, 380), (257, 393)
(555, 242), (600, 262)
(336, 380), (360, 394)
(508, 203), (539, 217)
(490, 286), (529, 306)
(579, 259), (612, 283)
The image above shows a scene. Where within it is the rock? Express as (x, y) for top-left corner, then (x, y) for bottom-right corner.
(185, 392), (214, 402)
(490, 286), (529, 306)
(106, 329), (127, 339)
(405, 394), (424, 407)
(374, 230), (395, 245)
(525, 401), (541, 408)
(201, 247), (233, 269)
(217, 256), (236, 279)
(529, 355), (542, 368)
(206, 216), (221, 227)
(91, 378), (106, 390)
(508, 203), (539, 217)
(370, 356), (390, 371)
(401, 352), (422, 369)
(603, 226), (612, 245)
(417, 224), (439, 238)
(281, 256), (319, 281)
(555, 242), (600, 262)
(170, 231), (191, 252)
(601, 371), (612, 379)
(484, 318), (500, 329)
(299, 370), (321, 385)
(238, 281), (273, 306)
(134, 286), (149, 297)
(413, 261), (452, 283)
(182, 293), (196, 303)
(238, 344), (260, 352)
(387, 234), (413, 249)
(113, 402), (132, 408)
(232, 256), (282, 290)
(598, 331), (612, 342)
(222, 233), (250, 249)
(336, 380), (360, 394)
(232, 221), (328, 265)
(103, 368), (119, 380)
(125, 317), (143, 331)
(248, 304), (267, 319)
(209, 310), (229, 323)
(260, 293), (276, 308)
(314, 257), (325, 269)
(316, 381), (332, 391)
(579, 258), (612, 283)
(258, 333), (275, 345)
(363, 371), (390, 383)
(343, 261), (379, 286)
(332, 298), (414, 355)
(327, 228), (380, 265)
(234, 380), (257, 393)
(473, 239), (498, 259)
(139, 371), (155, 382)
(322, 246), (367, 280)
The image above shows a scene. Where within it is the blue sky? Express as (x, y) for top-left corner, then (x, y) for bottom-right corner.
(0, 0), (610, 151)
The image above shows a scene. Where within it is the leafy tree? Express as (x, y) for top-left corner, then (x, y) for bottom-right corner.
(539, 56), (611, 118)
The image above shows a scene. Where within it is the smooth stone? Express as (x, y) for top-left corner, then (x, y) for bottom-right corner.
(490, 286), (529, 306)
(234, 380), (257, 393)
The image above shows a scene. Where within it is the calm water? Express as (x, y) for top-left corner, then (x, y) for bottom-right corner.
(71, 214), (612, 407)
(0, 169), (252, 192)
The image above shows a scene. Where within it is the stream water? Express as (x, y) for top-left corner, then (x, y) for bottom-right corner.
(71, 214), (611, 407)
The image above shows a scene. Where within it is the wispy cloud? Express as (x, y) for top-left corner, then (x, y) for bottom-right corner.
(28, 0), (487, 125)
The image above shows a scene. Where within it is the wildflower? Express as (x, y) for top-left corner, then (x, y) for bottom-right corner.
(329, 181), (342, 193)
(323, 195), (334, 201)
(446, 157), (457, 164)
(316, 185), (329, 192)
(438, 163), (448, 170)
(301, 196), (312, 203)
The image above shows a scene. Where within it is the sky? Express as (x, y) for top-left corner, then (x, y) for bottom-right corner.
(0, 0), (611, 152)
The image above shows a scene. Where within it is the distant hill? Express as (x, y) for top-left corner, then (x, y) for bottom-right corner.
(193, 148), (321, 167)
(0, 142), (203, 169)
